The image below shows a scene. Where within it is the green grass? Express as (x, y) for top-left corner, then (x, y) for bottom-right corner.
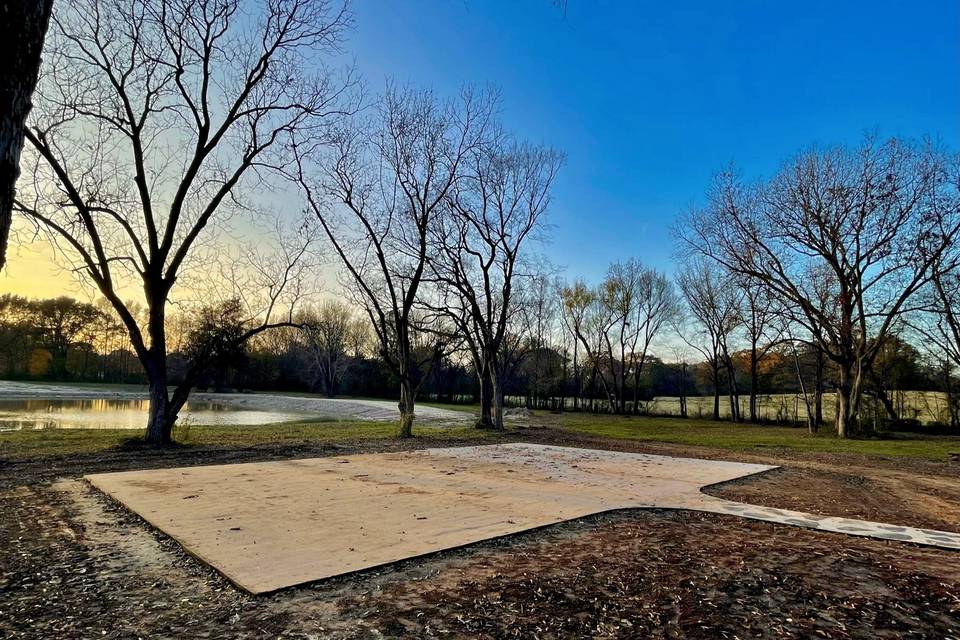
(3, 409), (958, 464)
(555, 413), (960, 461)
(418, 401), (479, 414)
(0, 427), (139, 458)
(0, 418), (497, 460)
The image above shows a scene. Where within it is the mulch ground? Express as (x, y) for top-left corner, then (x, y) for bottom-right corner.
(2, 428), (960, 638)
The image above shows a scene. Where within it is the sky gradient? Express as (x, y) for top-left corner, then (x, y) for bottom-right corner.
(2, 0), (957, 296)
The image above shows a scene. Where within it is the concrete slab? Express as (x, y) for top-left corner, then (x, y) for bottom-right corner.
(85, 443), (960, 594)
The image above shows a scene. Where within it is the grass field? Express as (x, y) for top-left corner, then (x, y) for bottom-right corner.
(3, 409), (959, 462)
(0, 419), (497, 459)
(557, 413), (960, 461)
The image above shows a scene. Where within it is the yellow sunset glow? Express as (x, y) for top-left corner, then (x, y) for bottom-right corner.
(0, 234), (82, 299)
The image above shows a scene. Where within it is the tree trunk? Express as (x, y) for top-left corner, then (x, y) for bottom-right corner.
(749, 346), (759, 422)
(814, 350), (824, 427)
(945, 363), (960, 431)
(476, 358), (493, 428)
(679, 363), (688, 418)
(712, 363), (721, 421)
(792, 345), (816, 433)
(491, 368), (505, 431)
(145, 368), (174, 446)
(587, 365), (597, 412)
(835, 362), (861, 438)
(726, 358), (740, 423)
(874, 386), (899, 423)
(631, 354), (646, 415)
(324, 361), (337, 397)
(143, 289), (175, 445)
(572, 347), (580, 410)
(398, 377), (415, 438)
(0, 0), (54, 272)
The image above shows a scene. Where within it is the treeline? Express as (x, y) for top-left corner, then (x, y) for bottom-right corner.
(0, 295), (139, 383)
(4, 290), (953, 429)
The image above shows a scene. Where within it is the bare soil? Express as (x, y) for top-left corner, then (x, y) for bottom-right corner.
(2, 428), (960, 638)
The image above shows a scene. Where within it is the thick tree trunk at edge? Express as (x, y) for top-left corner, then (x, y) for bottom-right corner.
(0, 0), (54, 272)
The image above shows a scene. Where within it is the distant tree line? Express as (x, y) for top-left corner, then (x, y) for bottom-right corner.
(4, 286), (955, 431)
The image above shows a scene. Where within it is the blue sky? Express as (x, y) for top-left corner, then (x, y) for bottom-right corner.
(345, 0), (959, 281)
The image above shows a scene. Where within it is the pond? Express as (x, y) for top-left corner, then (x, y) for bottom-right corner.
(0, 398), (306, 431)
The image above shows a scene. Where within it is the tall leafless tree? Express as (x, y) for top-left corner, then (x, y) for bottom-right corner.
(559, 279), (594, 410)
(0, 0), (54, 272)
(676, 258), (742, 421)
(559, 259), (676, 415)
(594, 259), (678, 414)
(680, 137), (959, 437)
(598, 259), (644, 414)
(428, 137), (561, 429)
(15, 0), (355, 444)
(294, 86), (494, 437)
(627, 266), (679, 413)
(561, 276), (617, 411)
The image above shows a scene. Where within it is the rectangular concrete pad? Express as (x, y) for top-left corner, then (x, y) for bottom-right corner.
(85, 444), (775, 593)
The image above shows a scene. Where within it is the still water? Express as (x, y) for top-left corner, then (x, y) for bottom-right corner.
(0, 398), (304, 431)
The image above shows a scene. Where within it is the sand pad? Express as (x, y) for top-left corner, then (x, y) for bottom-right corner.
(85, 444), (960, 594)
(84, 444), (772, 592)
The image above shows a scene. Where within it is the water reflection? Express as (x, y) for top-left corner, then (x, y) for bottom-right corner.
(0, 398), (303, 431)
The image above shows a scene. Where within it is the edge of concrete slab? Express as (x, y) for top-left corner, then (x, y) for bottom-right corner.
(83, 446), (959, 597)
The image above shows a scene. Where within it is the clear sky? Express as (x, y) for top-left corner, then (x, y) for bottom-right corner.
(2, 0), (957, 297)
(346, 0), (958, 282)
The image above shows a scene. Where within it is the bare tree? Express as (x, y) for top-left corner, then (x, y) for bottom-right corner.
(299, 299), (367, 397)
(676, 258), (742, 421)
(517, 268), (563, 410)
(590, 259), (678, 414)
(561, 277), (616, 411)
(559, 279), (594, 410)
(294, 86), (493, 437)
(736, 279), (786, 422)
(15, 0), (354, 444)
(428, 137), (561, 429)
(910, 256), (960, 429)
(627, 266), (679, 413)
(558, 260), (676, 415)
(0, 0), (54, 271)
(598, 259), (643, 414)
(680, 137), (959, 436)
